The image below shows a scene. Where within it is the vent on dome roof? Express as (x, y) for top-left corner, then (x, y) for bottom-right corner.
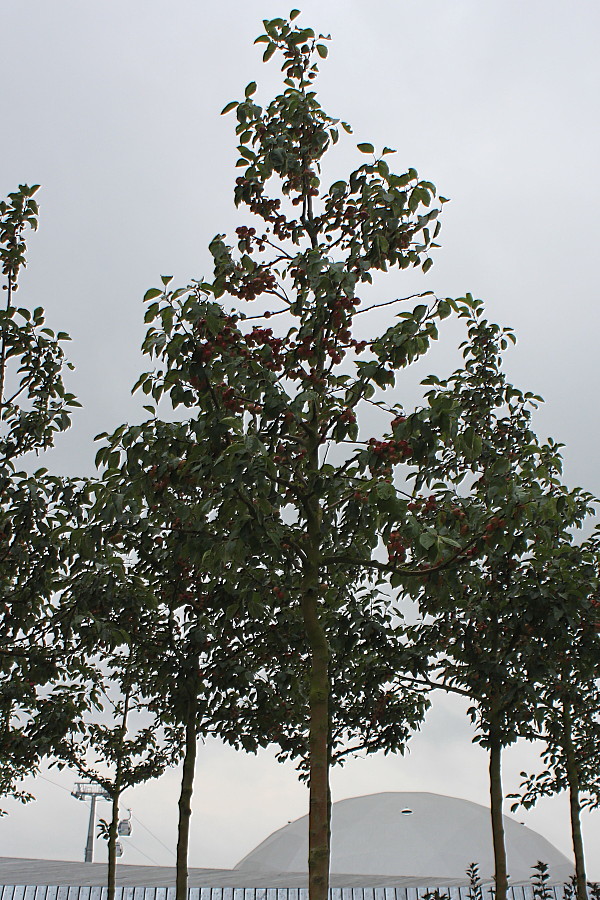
(401, 808), (413, 815)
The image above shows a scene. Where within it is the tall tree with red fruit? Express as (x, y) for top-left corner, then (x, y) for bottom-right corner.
(118, 13), (478, 900)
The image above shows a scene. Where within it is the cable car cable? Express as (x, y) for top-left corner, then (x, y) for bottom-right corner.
(124, 838), (161, 865)
(131, 814), (176, 858)
(37, 773), (73, 793)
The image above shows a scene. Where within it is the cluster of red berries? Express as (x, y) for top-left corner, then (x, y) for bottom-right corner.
(387, 530), (407, 563)
(338, 408), (356, 425)
(228, 266), (277, 302)
(189, 374), (207, 391)
(235, 224), (265, 252)
(244, 194), (296, 241)
(197, 332), (235, 361)
(298, 371), (327, 388)
(235, 225), (256, 238)
(271, 213), (297, 241)
(407, 495), (437, 513)
(482, 515), (506, 543)
(294, 338), (316, 361)
(244, 326), (284, 371)
(443, 506), (470, 535)
(485, 515), (506, 531)
(331, 294), (357, 312)
(245, 326), (281, 349)
(194, 319), (241, 364)
(328, 297), (357, 337)
(221, 386), (243, 413)
(368, 438), (413, 462)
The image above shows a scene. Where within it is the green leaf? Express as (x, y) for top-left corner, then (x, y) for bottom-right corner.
(245, 82), (257, 98)
(316, 44), (328, 58)
(160, 275), (173, 287)
(144, 302), (159, 323)
(375, 482), (395, 500)
(463, 427), (483, 460)
(221, 101), (238, 115)
(143, 288), (162, 302)
(422, 258), (433, 274)
(357, 142), (374, 154)
(290, 8), (301, 19)
(263, 42), (276, 62)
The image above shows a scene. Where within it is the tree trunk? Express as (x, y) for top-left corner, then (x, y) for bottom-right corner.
(303, 592), (330, 900)
(107, 787), (121, 900)
(301, 428), (330, 900)
(489, 725), (508, 900)
(107, 672), (131, 900)
(176, 692), (198, 900)
(562, 706), (587, 900)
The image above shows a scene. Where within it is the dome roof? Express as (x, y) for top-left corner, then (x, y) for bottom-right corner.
(235, 792), (573, 883)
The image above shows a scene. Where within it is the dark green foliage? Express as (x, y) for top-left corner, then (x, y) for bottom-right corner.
(0, 185), (84, 811)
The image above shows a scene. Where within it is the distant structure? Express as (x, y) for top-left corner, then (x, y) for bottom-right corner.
(0, 791), (576, 894)
(70, 782), (110, 863)
(235, 792), (574, 884)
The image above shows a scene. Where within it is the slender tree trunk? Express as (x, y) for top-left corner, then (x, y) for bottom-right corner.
(303, 591), (330, 900)
(489, 724), (508, 900)
(176, 691), (198, 900)
(562, 706), (587, 900)
(107, 786), (121, 900)
(107, 674), (131, 900)
(301, 427), (330, 900)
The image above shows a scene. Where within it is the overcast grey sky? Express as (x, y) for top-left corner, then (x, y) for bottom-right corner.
(1, 0), (599, 878)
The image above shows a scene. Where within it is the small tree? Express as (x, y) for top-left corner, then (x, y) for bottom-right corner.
(530, 861), (553, 900)
(0, 185), (82, 810)
(398, 304), (595, 900)
(509, 581), (600, 900)
(51, 641), (172, 898)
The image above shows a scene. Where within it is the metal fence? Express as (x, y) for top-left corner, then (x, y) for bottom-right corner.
(0, 887), (570, 900)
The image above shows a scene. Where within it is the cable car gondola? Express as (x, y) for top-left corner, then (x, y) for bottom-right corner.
(117, 808), (132, 837)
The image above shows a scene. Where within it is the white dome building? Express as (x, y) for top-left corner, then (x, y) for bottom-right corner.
(235, 792), (574, 884)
